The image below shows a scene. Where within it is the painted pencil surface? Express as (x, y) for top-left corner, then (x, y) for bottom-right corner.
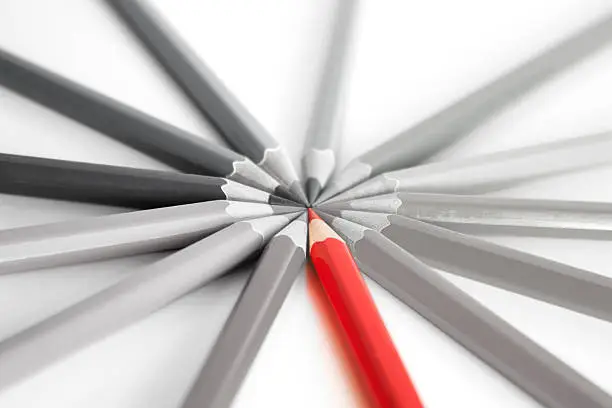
(308, 209), (423, 408)
(321, 213), (612, 408)
(317, 14), (612, 203)
(0, 201), (299, 275)
(106, 0), (307, 204)
(302, 0), (358, 202)
(323, 192), (612, 238)
(182, 214), (307, 408)
(0, 153), (294, 208)
(328, 209), (612, 322)
(0, 48), (284, 196)
(0, 213), (299, 391)
(328, 131), (612, 201)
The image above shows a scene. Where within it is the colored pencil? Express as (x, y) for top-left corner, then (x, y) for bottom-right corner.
(106, 0), (307, 204)
(0, 213), (300, 391)
(0, 201), (300, 275)
(316, 14), (612, 203)
(327, 131), (612, 202)
(326, 209), (612, 322)
(308, 209), (423, 408)
(182, 214), (307, 408)
(0, 48), (287, 196)
(0, 152), (295, 208)
(302, 0), (358, 202)
(320, 212), (612, 408)
(322, 192), (612, 238)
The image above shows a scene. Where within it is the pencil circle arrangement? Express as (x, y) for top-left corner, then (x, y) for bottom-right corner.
(0, 1), (611, 408)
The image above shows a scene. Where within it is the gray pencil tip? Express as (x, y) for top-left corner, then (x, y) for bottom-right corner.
(269, 194), (300, 207)
(273, 184), (298, 202)
(288, 181), (309, 205)
(305, 178), (322, 204)
(270, 204), (305, 214)
(316, 211), (337, 226)
(275, 213), (308, 250)
(315, 200), (352, 212)
(320, 187), (355, 204)
(318, 211), (367, 243)
(243, 213), (299, 242)
(336, 210), (392, 232)
(314, 185), (340, 205)
(314, 206), (343, 218)
(315, 159), (373, 204)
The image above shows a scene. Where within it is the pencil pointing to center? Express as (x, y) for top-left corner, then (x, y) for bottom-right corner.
(307, 209), (423, 408)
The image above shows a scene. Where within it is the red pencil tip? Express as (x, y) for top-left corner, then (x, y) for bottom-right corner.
(308, 208), (321, 222)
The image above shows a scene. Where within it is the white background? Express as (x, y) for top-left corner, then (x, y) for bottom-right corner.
(1, 0), (612, 407)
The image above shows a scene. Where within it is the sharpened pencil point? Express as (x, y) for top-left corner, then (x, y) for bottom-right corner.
(289, 181), (309, 205)
(305, 178), (322, 204)
(307, 208), (320, 222)
(316, 200), (352, 213)
(308, 208), (339, 249)
(268, 194), (300, 207)
(274, 184), (298, 201)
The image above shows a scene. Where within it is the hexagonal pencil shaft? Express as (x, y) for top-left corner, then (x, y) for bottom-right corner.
(0, 201), (300, 275)
(0, 213), (299, 391)
(327, 131), (612, 202)
(328, 209), (612, 322)
(0, 48), (285, 196)
(302, 0), (359, 202)
(323, 192), (612, 238)
(107, 0), (307, 204)
(318, 14), (612, 203)
(322, 213), (612, 408)
(182, 214), (307, 408)
(0, 153), (294, 208)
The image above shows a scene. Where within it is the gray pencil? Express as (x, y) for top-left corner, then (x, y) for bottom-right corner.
(0, 152), (295, 208)
(181, 214), (307, 408)
(106, 0), (307, 204)
(316, 14), (612, 203)
(322, 192), (612, 238)
(0, 201), (300, 275)
(0, 212), (300, 391)
(319, 213), (612, 408)
(302, 0), (359, 202)
(326, 209), (612, 322)
(327, 131), (612, 202)
(0, 48), (287, 197)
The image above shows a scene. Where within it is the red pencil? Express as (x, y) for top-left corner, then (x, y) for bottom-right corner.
(308, 209), (423, 408)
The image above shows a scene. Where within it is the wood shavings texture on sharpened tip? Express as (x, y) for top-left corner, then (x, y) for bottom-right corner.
(307, 209), (423, 408)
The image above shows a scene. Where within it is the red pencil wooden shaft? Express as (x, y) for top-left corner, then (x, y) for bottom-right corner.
(308, 210), (423, 408)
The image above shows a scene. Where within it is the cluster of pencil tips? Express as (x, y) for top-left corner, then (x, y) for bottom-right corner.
(1, 1), (612, 407)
